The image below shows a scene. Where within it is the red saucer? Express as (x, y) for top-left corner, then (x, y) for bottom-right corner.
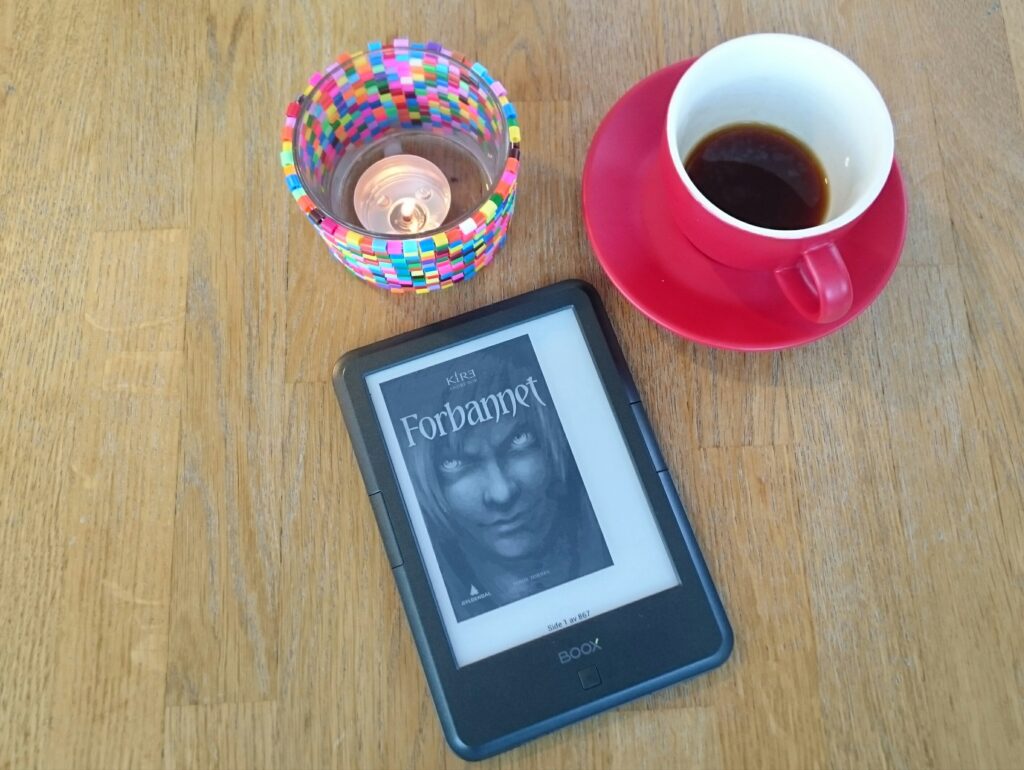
(582, 59), (908, 351)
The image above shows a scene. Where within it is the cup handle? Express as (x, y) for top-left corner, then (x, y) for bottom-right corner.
(774, 242), (853, 324)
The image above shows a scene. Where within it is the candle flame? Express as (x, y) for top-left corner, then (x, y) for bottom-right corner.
(400, 199), (416, 221)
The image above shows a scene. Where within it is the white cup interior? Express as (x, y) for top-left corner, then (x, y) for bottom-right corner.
(667, 34), (895, 238)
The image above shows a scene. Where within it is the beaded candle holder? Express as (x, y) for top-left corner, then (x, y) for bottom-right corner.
(281, 40), (521, 293)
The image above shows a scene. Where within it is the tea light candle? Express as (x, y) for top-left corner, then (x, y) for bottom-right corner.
(353, 154), (452, 235)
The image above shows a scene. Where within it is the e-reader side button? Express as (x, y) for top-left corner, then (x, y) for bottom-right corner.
(631, 402), (667, 472)
(578, 666), (602, 690)
(367, 492), (403, 568)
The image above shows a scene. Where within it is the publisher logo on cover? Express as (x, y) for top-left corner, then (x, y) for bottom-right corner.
(461, 584), (492, 608)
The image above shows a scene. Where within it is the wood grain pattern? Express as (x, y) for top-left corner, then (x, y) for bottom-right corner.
(165, 1), (286, 708)
(164, 702), (277, 770)
(2, 0), (1023, 768)
(41, 230), (187, 770)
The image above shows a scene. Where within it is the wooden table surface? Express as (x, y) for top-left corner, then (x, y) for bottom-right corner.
(3, 0), (1024, 768)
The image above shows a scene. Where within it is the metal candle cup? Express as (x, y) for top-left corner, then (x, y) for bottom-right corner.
(352, 154), (452, 235)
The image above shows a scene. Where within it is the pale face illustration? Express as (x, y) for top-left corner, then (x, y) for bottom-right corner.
(436, 414), (558, 562)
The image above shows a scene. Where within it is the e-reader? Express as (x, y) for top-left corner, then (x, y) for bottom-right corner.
(332, 280), (732, 760)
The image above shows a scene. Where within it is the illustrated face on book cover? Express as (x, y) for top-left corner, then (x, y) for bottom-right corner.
(380, 335), (613, 621)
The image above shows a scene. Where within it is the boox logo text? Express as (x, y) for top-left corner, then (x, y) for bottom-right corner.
(557, 638), (601, 664)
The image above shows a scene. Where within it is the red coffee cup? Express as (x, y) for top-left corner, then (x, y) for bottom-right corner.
(661, 34), (895, 324)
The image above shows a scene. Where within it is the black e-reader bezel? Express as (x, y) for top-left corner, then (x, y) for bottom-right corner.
(332, 280), (732, 760)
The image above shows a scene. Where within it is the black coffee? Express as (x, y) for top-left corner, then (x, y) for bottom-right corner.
(684, 123), (828, 230)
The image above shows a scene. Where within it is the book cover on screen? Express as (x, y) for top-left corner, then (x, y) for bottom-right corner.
(380, 335), (613, 621)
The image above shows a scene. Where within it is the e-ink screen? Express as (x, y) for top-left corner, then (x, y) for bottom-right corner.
(366, 307), (680, 666)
